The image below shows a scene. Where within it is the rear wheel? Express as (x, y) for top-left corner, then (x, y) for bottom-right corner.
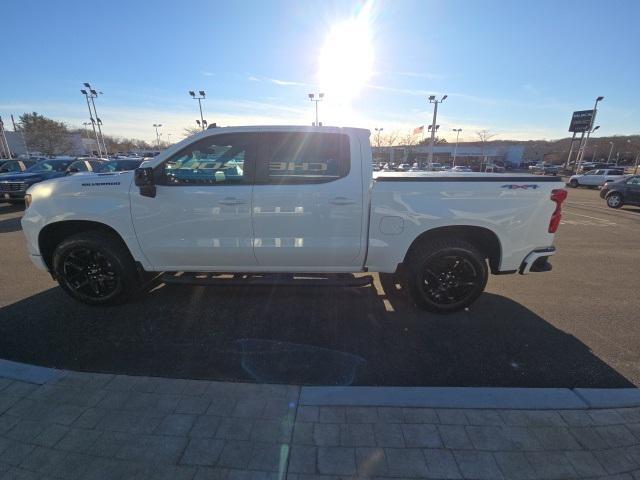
(569, 179), (579, 188)
(52, 231), (138, 305)
(404, 239), (488, 313)
(606, 192), (623, 209)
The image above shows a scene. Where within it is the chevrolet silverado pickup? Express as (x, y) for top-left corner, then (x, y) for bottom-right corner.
(21, 126), (566, 313)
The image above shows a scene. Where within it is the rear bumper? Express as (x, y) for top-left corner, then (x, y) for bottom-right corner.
(519, 247), (556, 275)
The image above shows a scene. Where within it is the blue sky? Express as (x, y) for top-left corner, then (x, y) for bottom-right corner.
(1, 0), (638, 143)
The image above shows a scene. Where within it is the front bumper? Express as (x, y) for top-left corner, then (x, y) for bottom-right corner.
(0, 191), (26, 202)
(519, 247), (556, 275)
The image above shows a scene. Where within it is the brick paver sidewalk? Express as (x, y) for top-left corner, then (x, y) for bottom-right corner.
(2, 372), (640, 479)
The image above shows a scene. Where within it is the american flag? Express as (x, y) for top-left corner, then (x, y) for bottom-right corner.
(413, 125), (424, 135)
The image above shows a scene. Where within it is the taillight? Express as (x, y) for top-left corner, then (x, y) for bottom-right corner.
(548, 188), (567, 233)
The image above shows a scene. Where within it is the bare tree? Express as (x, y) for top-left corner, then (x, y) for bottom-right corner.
(183, 126), (201, 138)
(476, 129), (498, 164)
(381, 130), (400, 146)
(399, 131), (420, 147)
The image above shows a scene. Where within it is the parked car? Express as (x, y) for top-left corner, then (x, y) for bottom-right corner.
(449, 166), (472, 172)
(599, 176), (640, 208)
(0, 159), (75, 203)
(22, 126), (566, 313)
(542, 165), (561, 176)
(0, 159), (37, 174)
(66, 158), (108, 174)
(568, 168), (626, 188)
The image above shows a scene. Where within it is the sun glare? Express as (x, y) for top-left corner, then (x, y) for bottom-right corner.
(318, 2), (374, 104)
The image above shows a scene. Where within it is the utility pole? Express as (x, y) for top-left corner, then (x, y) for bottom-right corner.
(633, 151), (640, 175)
(189, 91), (206, 130)
(427, 94), (447, 170)
(308, 93), (324, 126)
(452, 128), (462, 167)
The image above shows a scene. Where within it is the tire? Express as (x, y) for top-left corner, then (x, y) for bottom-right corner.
(52, 231), (138, 305)
(606, 192), (624, 209)
(569, 179), (579, 188)
(404, 238), (488, 313)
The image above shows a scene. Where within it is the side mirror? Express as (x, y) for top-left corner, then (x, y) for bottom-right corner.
(134, 167), (156, 198)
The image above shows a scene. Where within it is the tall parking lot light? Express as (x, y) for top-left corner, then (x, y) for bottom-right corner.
(153, 124), (163, 149)
(374, 127), (383, 148)
(80, 88), (103, 158)
(576, 125), (599, 173)
(84, 83), (108, 157)
(308, 93), (324, 126)
(452, 128), (462, 166)
(634, 151), (640, 175)
(189, 91), (206, 130)
(427, 95), (447, 170)
(576, 96), (604, 167)
(607, 141), (615, 163)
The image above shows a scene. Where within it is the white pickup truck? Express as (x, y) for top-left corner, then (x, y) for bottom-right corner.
(21, 126), (566, 313)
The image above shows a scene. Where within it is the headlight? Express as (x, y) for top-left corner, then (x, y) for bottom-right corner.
(24, 194), (32, 208)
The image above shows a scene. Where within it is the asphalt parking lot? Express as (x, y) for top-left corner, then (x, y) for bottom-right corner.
(1, 186), (639, 388)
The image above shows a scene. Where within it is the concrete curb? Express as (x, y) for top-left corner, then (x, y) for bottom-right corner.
(2, 359), (640, 410)
(0, 358), (67, 384)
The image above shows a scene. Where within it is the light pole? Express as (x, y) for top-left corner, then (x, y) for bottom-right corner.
(189, 90), (206, 130)
(83, 83), (108, 157)
(308, 93), (324, 126)
(167, 133), (172, 145)
(153, 124), (162, 150)
(374, 127), (383, 148)
(634, 151), (640, 175)
(576, 125), (599, 173)
(452, 128), (462, 167)
(82, 122), (92, 139)
(607, 141), (615, 163)
(427, 94), (447, 170)
(80, 88), (103, 157)
(576, 96), (604, 168)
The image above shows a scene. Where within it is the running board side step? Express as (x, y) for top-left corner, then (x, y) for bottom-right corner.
(161, 272), (374, 287)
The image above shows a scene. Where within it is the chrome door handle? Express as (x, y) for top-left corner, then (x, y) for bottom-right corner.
(329, 197), (356, 205)
(218, 197), (246, 205)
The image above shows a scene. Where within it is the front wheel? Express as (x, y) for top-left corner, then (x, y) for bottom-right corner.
(404, 239), (488, 313)
(52, 231), (138, 305)
(569, 179), (579, 188)
(606, 192), (623, 209)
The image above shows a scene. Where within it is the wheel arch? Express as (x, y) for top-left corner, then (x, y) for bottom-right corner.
(403, 225), (502, 274)
(38, 220), (133, 272)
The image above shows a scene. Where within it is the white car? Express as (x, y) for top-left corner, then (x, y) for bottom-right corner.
(449, 166), (472, 172)
(568, 168), (626, 188)
(21, 125), (565, 313)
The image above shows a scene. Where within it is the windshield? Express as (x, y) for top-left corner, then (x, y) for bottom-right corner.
(96, 160), (143, 172)
(26, 160), (72, 172)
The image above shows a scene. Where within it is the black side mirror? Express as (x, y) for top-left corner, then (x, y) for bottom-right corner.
(134, 167), (156, 198)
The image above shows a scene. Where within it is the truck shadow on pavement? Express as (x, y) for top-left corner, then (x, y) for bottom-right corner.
(0, 274), (634, 388)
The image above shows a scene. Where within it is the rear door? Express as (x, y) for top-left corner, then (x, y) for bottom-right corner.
(583, 169), (604, 185)
(625, 176), (640, 202)
(251, 131), (364, 269)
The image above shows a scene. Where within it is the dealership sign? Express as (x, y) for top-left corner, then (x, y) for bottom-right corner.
(569, 110), (594, 133)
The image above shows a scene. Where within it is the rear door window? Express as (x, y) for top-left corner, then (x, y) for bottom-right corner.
(255, 132), (350, 184)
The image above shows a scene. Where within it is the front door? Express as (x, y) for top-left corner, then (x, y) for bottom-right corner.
(626, 177), (640, 202)
(251, 131), (364, 269)
(130, 133), (258, 270)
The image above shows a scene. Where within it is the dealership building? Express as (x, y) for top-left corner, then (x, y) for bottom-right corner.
(373, 143), (526, 168)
